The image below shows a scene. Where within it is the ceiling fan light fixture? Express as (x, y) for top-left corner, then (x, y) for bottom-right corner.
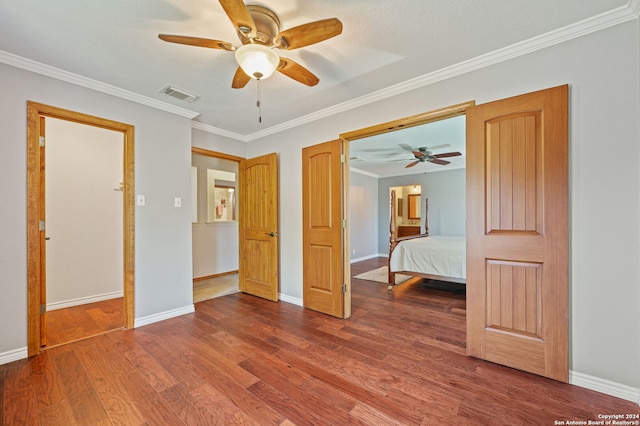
(235, 44), (279, 80)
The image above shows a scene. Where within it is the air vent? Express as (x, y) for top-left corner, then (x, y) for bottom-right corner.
(159, 84), (199, 103)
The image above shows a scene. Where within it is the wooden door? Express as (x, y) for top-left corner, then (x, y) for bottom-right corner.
(239, 153), (279, 301)
(466, 85), (569, 381)
(302, 139), (349, 318)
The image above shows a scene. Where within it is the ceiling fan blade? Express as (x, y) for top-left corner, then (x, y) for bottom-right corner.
(231, 67), (251, 89)
(277, 58), (319, 86)
(158, 34), (235, 51)
(219, 0), (256, 37)
(405, 161), (420, 168)
(433, 151), (462, 159)
(399, 143), (414, 152)
(429, 158), (451, 165)
(275, 18), (343, 50)
(412, 150), (426, 158)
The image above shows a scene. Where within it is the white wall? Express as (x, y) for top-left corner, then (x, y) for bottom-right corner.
(237, 21), (640, 390)
(46, 118), (123, 308)
(349, 171), (379, 260)
(0, 61), (194, 357)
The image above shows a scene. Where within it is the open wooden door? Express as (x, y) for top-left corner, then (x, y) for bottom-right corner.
(466, 85), (569, 381)
(239, 153), (279, 301)
(302, 139), (349, 318)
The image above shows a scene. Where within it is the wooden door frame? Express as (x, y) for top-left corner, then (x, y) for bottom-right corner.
(339, 102), (475, 314)
(27, 101), (135, 356)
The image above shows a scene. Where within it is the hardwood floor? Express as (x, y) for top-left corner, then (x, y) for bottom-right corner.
(193, 273), (239, 303)
(44, 297), (124, 348)
(2, 257), (638, 425)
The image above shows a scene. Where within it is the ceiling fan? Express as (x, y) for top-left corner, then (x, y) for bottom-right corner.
(158, 0), (343, 88)
(397, 143), (462, 168)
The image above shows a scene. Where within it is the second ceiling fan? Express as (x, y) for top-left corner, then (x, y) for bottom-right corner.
(158, 0), (343, 88)
(398, 143), (462, 168)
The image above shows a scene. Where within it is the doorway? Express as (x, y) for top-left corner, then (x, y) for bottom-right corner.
(345, 103), (471, 289)
(44, 117), (124, 347)
(27, 102), (135, 357)
(191, 147), (243, 302)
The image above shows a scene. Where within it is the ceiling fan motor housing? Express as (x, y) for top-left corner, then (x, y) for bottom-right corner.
(237, 5), (281, 45)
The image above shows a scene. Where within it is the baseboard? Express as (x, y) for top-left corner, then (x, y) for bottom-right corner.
(193, 270), (239, 282)
(350, 253), (388, 263)
(570, 370), (640, 405)
(0, 347), (28, 365)
(279, 293), (303, 307)
(47, 291), (124, 311)
(134, 305), (195, 328)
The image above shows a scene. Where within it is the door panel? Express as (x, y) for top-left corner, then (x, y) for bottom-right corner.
(302, 140), (346, 318)
(466, 85), (568, 381)
(239, 153), (279, 301)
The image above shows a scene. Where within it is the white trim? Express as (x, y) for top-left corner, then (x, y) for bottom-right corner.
(278, 293), (303, 307)
(570, 370), (640, 405)
(191, 121), (248, 142)
(350, 167), (379, 179)
(134, 305), (195, 328)
(46, 291), (123, 311)
(0, 50), (199, 119)
(0, 347), (28, 365)
(194, 2), (639, 141)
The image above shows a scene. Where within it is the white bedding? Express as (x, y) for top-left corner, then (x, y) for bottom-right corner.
(389, 236), (466, 280)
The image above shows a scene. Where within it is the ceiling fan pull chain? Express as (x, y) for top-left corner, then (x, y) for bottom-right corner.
(257, 79), (262, 123)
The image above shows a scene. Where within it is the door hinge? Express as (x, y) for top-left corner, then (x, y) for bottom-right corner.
(340, 154), (345, 163)
(39, 136), (45, 147)
(40, 304), (46, 315)
(342, 219), (346, 229)
(342, 283), (347, 293)
(39, 220), (45, 231)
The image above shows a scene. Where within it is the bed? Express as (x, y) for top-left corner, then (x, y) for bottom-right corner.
(387, 190), (466, 289)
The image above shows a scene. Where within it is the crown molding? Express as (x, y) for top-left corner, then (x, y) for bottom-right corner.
(191, 121), (248, 141)
(0, 50), (199, 119)
(349, 167), (379, 178)
(236, 1), (638, 141)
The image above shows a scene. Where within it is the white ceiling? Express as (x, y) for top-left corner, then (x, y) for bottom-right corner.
(0, 0), (631, 147)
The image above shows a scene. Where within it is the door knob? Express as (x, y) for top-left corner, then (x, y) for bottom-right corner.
(265, 231), (278, 237)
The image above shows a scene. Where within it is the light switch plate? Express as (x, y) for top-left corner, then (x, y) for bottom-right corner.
(137, 195), (145, 206)
(174, 197), (182, 208)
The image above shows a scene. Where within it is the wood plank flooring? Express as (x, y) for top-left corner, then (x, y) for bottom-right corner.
(44, 297), (124, 348)
(193, 273), (240, 303)
(2, 257), (638, 425)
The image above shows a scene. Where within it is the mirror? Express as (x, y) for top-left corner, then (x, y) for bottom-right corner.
(408, 193), (421, 219)
(391, 185), (422, 238)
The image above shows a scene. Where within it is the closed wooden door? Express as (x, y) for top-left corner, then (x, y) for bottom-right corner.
(466, 85), (569, 381)
(239, 153), (279, 301)
(302, 140), (349, 318)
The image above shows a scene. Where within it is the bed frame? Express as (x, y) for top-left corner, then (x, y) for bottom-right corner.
(387, 190), (466, 289)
